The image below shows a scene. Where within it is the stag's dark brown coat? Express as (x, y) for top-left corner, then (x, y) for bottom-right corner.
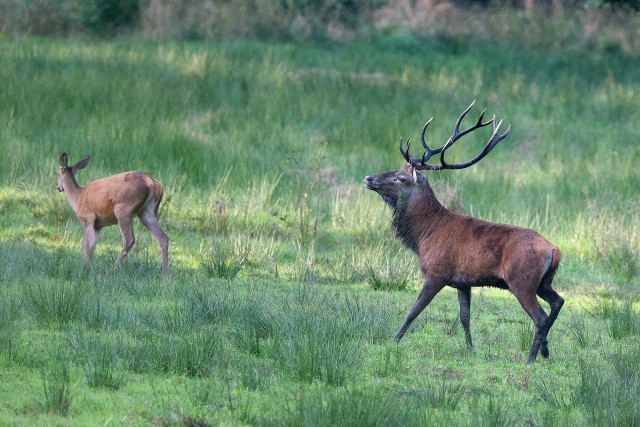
(364, 102), (564, 363)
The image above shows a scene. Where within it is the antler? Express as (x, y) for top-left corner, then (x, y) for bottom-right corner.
(399, 100), (511, 171)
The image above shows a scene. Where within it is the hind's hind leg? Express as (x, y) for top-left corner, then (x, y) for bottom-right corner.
(139, 204), (169, 278)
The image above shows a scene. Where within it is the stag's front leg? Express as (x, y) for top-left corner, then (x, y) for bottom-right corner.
(113, 216), (135, 271)
(395, 277), (445, 340)
(457, 287), (473, 350)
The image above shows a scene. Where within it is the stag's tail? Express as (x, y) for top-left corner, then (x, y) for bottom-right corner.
(151, 179), (164, 216)
(539, 246), (561, 290)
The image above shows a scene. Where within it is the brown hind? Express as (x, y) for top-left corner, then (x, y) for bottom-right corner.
(57, 153), (169, 278)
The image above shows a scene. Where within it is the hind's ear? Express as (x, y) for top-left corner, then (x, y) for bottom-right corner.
(72, 156), (91, 173)
(59, 153), (69, 167)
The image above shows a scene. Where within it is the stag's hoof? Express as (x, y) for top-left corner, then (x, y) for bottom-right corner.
(540, 345), (549, 358)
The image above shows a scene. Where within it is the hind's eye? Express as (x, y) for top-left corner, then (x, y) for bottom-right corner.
(398, 177), (406, 183)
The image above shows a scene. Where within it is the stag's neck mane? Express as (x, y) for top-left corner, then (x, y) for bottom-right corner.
(391, 183), (447, 254)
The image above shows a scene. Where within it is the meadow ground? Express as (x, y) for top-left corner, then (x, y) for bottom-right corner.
(0, 33), (639, 425)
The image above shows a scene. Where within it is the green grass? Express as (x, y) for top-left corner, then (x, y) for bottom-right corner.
(0, 30), (639, 425)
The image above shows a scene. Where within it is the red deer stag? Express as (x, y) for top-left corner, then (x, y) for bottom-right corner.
(363, 101), (563, 363)
(57, 153), (169, 278)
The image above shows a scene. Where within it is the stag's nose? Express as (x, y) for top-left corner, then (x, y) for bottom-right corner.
(363, 175), (377, 189)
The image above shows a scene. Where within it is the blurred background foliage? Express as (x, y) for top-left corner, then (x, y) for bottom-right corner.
(1, 0), (639, 53)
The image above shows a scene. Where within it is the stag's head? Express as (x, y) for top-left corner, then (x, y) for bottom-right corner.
(364, 165), (427, 208)
(57, 153), (90, 192)
(364, 101), (511, 206)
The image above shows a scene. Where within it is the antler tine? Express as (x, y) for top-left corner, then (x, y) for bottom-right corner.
(441, 114), (511, 170)
(397, 101), (510, 171)
(400, 137), (431, 169)
(399, 137), (413, 165)
(420, 118), (433, 150)
(451, 100), (493, 142)
(453, 100), (476, 134)
(418, 117), (446, 164)
(488, 116), (511, 150)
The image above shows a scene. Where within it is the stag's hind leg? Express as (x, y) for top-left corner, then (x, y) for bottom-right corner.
(536, 274), (564, 358)
(510, 284), (550, 363)
(457, 287), (473, 350)
(139, 206), (169, 278)
(395, 277), (445, 340)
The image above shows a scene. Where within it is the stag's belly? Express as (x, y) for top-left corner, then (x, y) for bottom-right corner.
(447, 276), (508, 290)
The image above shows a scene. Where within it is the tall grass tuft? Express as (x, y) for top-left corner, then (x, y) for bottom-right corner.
(172, 286), (234, 329)
(234, 355), (274, 392)
(149, 379), (214, 427)
(22, 279), (88, 327)
(573, 359), (640, 426)
(201, 238), (249, 280)
(0, 294), (23, 363)
(130, 328), (229, 377)
(533, 375), (574, 409)
(470, 394), (515, 427)
(291, 240), (322, 284)
(271, 307), (362, 386)
(81, 297), (138, 331)
(340, 293), (395, 343)
(278, 386), (430, 427)
(421, 373), (466, 411)
(364, 253), (414, 292)
(594, 237), (639, 283)
(597, 298), (640, 339)
(609, 341), (640, 387)
(36, 358), (73, 416)
(567, 313), (591, 348)
(230, 295), (276, 357)
(517, 317), (534, 353)
(375, 342), (405, 378)
(591, 208), (639, 283)
(69, 331), (128, 389)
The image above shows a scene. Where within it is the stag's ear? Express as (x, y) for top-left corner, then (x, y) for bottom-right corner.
(414, 170), (427, 187)
(72, 156), (91, 173)
(59, 153), (69, 168)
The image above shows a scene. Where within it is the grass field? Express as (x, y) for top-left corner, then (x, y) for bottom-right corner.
(0, 32), (639, 426)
